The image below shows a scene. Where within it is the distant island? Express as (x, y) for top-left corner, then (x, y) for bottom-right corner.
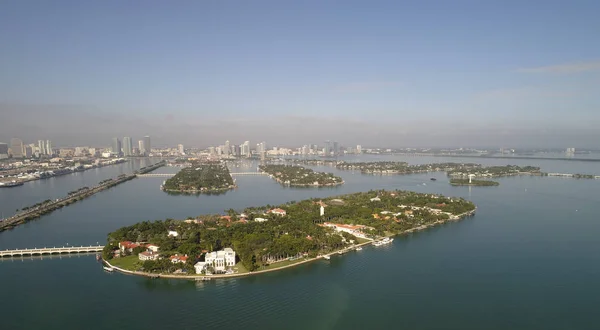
(161, 162), (235, 193)
(449, 179), (499, 186)
(102, 190), (476, 279)
(259, 164), (343, 187)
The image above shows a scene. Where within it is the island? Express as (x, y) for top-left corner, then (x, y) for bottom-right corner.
(447, 165), (541, 178)
(161, 162), (236, 193)
(102, 190), (476, 279)
(449, 178), (499, 186)
(259, 164), (343, 186)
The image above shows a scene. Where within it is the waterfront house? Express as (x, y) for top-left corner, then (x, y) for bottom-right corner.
(255, 217), (268, 222)
(268, 208), (286, 216)
(194, 261), (207, 274)
(167, 230), (179, 237)
(170, 254), (188, 264)
(204, 248), (237, 272)
(139, 251), (159, 261)
(119, 241), (140, 253)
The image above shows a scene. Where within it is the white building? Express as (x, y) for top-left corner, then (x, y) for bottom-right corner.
(322, 222), (374, 239)
(254, 217), (268, 222)
(203, 248), (236, 273)
(139, 251), (160, 261)
(168, 230), (179, 237)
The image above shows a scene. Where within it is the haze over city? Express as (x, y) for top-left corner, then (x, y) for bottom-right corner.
(1, 1), (599, 148)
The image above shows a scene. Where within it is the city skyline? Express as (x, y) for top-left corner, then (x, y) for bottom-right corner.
(0, 2), (599, 148)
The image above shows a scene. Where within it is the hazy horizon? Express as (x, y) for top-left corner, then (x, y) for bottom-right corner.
(1, 1), (599, 148)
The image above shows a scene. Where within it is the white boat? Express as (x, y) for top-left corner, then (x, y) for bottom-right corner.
(323, 255), (331, 260)
(103, 266), (114, 272)
(355, 247), (363, 251)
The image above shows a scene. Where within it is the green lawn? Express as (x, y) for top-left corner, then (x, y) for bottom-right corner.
(356, 237), (371, 244)
(232, 263), (249, 274)
(259, 257), (307, 271)
(107, 255), (140, 270)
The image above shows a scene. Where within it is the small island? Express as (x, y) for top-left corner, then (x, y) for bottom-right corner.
(102, 190), (476, 279)
(447, 165), (541, 178)
(449, 178), (499, 186)
(162, 162), (235, 193)
(259, 164), (343, 186)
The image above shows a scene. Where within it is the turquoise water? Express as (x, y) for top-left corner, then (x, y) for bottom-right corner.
(1, 156), (599, 329)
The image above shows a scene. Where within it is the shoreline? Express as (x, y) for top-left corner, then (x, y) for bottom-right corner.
(103, 208), (476, 280)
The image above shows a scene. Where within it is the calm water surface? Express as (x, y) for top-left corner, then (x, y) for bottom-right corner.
(1, 155), (599, 330)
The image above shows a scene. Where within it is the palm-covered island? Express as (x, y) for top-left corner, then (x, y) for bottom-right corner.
(447, 165), (541, 178)
(259, 164), (343, 186)
(102, 190), (475, 278)
(450, 179), (500, 186)
(333, 161), (482, 174)
(161, 162), (235, 193)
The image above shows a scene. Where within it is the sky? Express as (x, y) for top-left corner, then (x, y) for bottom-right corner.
(1, 0), (599, 148)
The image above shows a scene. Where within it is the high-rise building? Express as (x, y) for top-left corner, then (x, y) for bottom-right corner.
(143, 136), (151, 155)
(178, 144), (184, 155)
(122, 137), (133, 156)
(324, 140), (331, 156)
(46, 140), (53, 156)
(333, 141), (339, 156)
(224, 140), (231, 156)
(0, 143), (8, 159)
(38, 140), (46, 155)
(356, 145), (362, 154)
(138, 140), (145, 155)
(24, 145), (33, 158)
(10, 138), (23, 158)
(112, 137), (122, 155)
(208, 146), (216, 155)
(241, 141), (250, 157)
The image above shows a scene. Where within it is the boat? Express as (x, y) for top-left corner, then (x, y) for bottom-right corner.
(103, 266), (114, 272)
(430, 178), (437, 181)
(0, 181), (24, 188)
(355, 247), (363, 251)
(323, 255), (331, 260)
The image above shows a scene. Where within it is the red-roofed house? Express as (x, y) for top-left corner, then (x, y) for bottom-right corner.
(146, 244), (160, 252)
(170, 254), (189, 264)
(119, 241), (140, 252)
(220, 215), (232, 222)
(268, 208), (287, 216)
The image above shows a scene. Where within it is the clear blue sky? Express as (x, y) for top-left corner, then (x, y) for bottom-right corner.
(1, 0), (599, 148)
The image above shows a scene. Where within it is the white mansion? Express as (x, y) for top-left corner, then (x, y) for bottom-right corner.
(194, 248), (236, 274)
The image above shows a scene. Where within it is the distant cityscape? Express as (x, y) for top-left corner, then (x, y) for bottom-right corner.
(0, 135), (595, 162)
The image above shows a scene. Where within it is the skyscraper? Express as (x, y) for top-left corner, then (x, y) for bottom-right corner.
(46, 140), (53, 156)
(241, 141), (250, 157)
(224, 140), (231, 156)
(143, 136), (151, 155)
(333, 141), (339, 156)
(10, 138), (23, 158)
(356, 145), (362, 154)
(123, 137), (133, 156)
(178, 144), (184, 155)
(38, 140), (46, 155)
(324, 140), (331, 156)
(0, 143), (8, 159)
(138, 140), (145, 155)
(112, 137), (122, 155)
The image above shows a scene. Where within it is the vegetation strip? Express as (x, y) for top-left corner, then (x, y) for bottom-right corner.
(0, 161), (166, 232)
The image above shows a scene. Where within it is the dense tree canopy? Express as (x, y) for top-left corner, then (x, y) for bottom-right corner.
(105, 190), (475, 274)
(162, 162), (235, 192)
(259, 164), (343, 186)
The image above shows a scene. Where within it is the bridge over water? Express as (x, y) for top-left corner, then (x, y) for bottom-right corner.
(138, 172), (267, 178)
(0, 245), (104, 258)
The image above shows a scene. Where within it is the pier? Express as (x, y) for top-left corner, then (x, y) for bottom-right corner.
(0, 245), (104, 258)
